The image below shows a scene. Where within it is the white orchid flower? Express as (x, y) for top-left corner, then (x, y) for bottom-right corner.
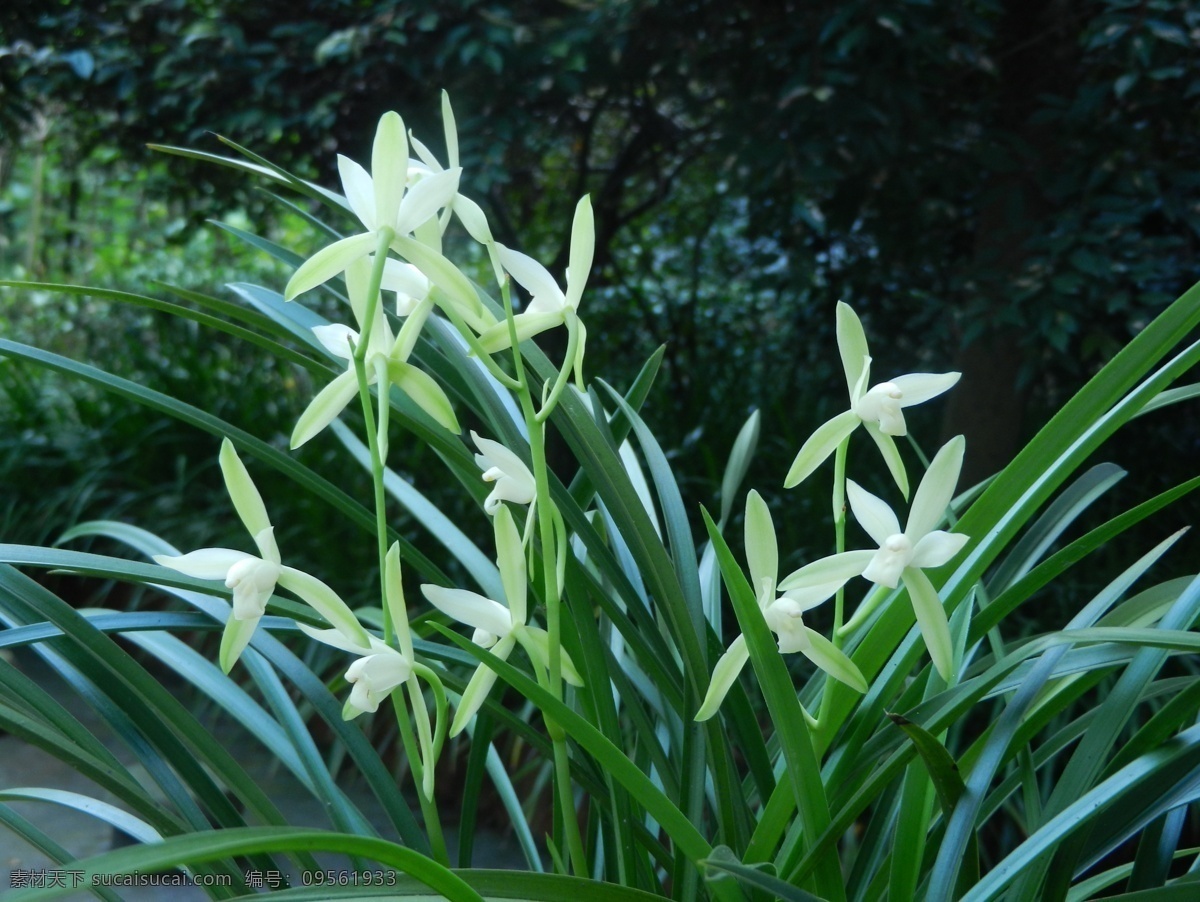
(471, 431), (536, 516)
(300, 543), (443, 797)
(784, 302), (960, 497)
(477, 195), (594, 355)
(291, 256), (459, 453)
(421, 506), (583, 736)
(284, 110), (462, 301)
(153, 439), (369, 672)
(696, 490), (866, 721)
(795, 437), (970, 680)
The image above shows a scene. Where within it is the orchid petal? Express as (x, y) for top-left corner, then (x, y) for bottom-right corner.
(907, 435), (965, 540)
(454, 194), (493, 244)
(381, 257), (431, 306)
(800, 627), (868, 693)
(153, 548), (250, 580)
(384, 543), (415, 660)
(391, 234), (484, 322)
(218, 438), (272, 538)
(313, 323), (358, 360)
(695, 634), (749, 721)
(285, 232), (376, 300)
(386, 360), (460, 433)
(219, 615), (259, 674)
(450, 634), (517, 736)
(743, 490), (777, 598)
(496, 244), (565, 309)
(494, 506), (526, 626)
(251, 526), (280, 566)
(278, 565), (370, 648)
(297, 623), (375, 657)
(846, 480), (902, 546)
(371, 111), (408, 230)
(337, 154), (376, 231)
(421, 585), (513, 639)
(903, 567), (954, 681)
(892, 371), (961, 408)
(476, 310), (566, 354)
(565, 195), (594, 310)
(290, 368), (360, 449)
(783, 409), (860, 489)
(862, 421), (910, 499)
(779, 549), (873, 591)
(910, 531), (969, 570)
(395, 167), (461, 235)
(836, 302), (870, 398)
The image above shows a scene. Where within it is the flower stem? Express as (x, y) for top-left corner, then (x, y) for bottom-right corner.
(504, 279), (587, 876)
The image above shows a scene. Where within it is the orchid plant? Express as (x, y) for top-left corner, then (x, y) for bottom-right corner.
(2, 91), (1199, 902)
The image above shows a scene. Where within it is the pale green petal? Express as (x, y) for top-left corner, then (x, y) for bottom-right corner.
(847, 480), (902, 546)
(450, 634), (516, 736)
(783, 409), (860, 489)
(385, 360), (460, 433)
(290, 369), (359, 449)
(800, 627), (867, 693)
(907, 435), (965, 540)
(385, 543), (415, 660)
(278, 565), (371, 648)
(454, 194), (493, 244)
(153, 548), (249, 580)
(695, 634), (749, 721)
(903, 567), (954, 681)
(836, 302), (870, 397)
(391, 234), (484, 322)
(395, 167), (461, 235)
(494, 506), (526, 626)
(421, 585), (512, 639)
(285, 232), (376, 300)
(496, 244), (563, 308)
(409, 133), (441, 171)
(219, 614), (259, 674)
(910, 531), (969, 570)
(565, 195), (594, 310)
(743, 490), (777, 598)
(893, 371), (961, 407)
(381, 257), (431, 303)
(476, 310), (565, 354)
(251, 526), (280, 567)
(313, 323), (357, 360)
(778, 549), (874, 591)
(297, 623), (374, 656)
(372, 111), (408, 230)
(337, 154), (375, 230)
(219, 438), (272, 538)
(862, 421), (909, 499)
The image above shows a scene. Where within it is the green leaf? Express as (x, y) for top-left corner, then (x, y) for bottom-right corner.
(887, 713), (980, 892)
(703, 845), (829, 901)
